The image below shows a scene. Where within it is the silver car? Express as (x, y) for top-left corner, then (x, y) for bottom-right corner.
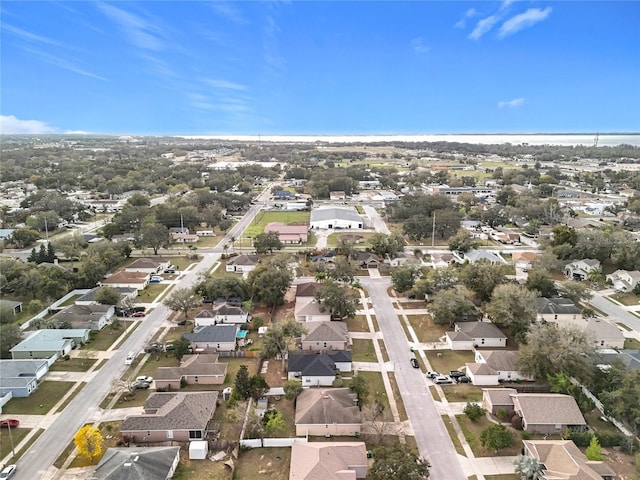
(0, 465), (16, 479)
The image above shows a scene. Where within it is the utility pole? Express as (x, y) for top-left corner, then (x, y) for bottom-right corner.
(7, 421), (15, 457)
(431, 212), (436, 248)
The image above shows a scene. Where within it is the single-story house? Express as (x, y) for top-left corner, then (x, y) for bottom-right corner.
(170, 232), (199, 243)
(295, 282), (324, 302)
(597, 349), (640, 372)
(522, 439), (616, 480)
(0, 359), (49, 398)
(92, 446), (181, 480)
(195, 229), (215, 236)
(225, 254), (260, 273)
(295, 388), (361, 437)
(194, 303), (250, 327)
(460, 250), (506, 265)
(355, 252), (382, 269)
(430, 253), (457, 269)
(287, 352), (342, 387)
(301, 321), (349, 352)
(466, 350), (532, 386)
(169, 227), (189, 235)
(125, 257), (171, 274)
(75, 286), (138, 306)
(121, 391), (218, 443)
(564, 259), (601, 281)
(10, 329), (90, 360)
(536, 297), (583, 323)
(51, 304), (114, 331)
(445, 321), (507, 350)
(329, 191), (346, 201)
(310, 208), (363, 230)
(512, 252), (539, 271)
(583, 317), (625, 349)
(155, 354), (227, 390)
(100, 271), (150, 291)
(513, 393), (587, 435)
(294, 298), (331, 323)
(0, 300), (23, 315)
(606, 269), (640, 292)
(183, 325), (238, 352)
(264, 222), (309, 244)
(289, 442), (368, 480)
(482, 388), (518, 415)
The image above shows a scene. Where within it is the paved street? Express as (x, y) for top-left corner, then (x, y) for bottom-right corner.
(589, 291), (640, 333)
(360, 277), (467, 480)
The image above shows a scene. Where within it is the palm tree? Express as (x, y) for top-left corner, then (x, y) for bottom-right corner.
(230, 236), (236, 254)
(587, 266), (604, 286)
(514, 455), (544, 480)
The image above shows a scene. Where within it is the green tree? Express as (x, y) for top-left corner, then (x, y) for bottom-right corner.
(0, 306), (16, 324)
(484, 284), (537, 341)
(247, 257), (293, 311)
(249, 374), (269, 400)
(349, 374), (369, 406)
(463, 402), (485, 422)
(368, 441), (429, 480)
(391, 266), (420, 294)
(586, 435), (604, 461)
(448, 229), (476, 253)
(264, 410), (286, 436)
(550, 225), (577, 247)
(173, 337), (191, 361)
(601, 369), (640, 435)
(139, 223), (169, 255)
(517, 323), (597, 383)
(261, 320), (307, 370)
(283, 380), (303, 400)
(0, 324), (22, 358)
(163, 288), (202, 319)
(10, 228), (41, 248)
(525, 270), (557, 298)
(480, 423), (513, 453)
(234, 364), (252, 399)
(326, 256), (358, 284)
(254, 231), (283, 255)
(314, 279), (359, 320)
(369, 233), (405, 258)
(557, 281), (592, 304)
(95, 286), (121, 305)
(430, 285), (477, 327)
(513, 455), (544, 480)
(459, 260), (505, 302)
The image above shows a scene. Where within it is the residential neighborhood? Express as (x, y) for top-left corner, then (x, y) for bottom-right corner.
(1, 136), (640, 480)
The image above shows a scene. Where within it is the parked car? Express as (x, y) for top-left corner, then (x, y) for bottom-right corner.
(0, 419), (19, 428)
(132, 381), (150, 390)
(434, 376), (453, 385)
(136, 376), (153, 383)
(131, 312), (146, 317)
(149, 277), (162, 283)
(144, 343), (162, 353)
(449, 370), (465, 379)
(164, 342), (175, 351)
(410, 358), (419, 368)
(164, 268), (176, 274)
(426, 371), (440, 379)
(456, 376), (471, 384)
(177, 319), (187, 326)
(0, 465), (16, 479)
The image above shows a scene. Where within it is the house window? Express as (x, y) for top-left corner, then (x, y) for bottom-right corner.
(189, 430), (202, 439)
(194, 376), (199, 383)
(305, 378), (311, 383)
(167, 430), (173, 439)
(324, 342), (327, 348)
(554, 424), (561, 431)
(554, 315), (558, 320)
(481, 339), (485, 344)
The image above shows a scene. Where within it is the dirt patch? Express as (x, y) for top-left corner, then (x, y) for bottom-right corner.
(604, 448), (636, 480)
(262, 357), (288, 388)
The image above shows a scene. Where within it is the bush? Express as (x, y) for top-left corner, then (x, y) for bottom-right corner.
(495, 409), (507, 421)
(180, 378), (187, 388)
(511, 415), (523, 430)
(565, 430), (624, 448)
(463, 402), (485, 422)
(520, 430), (531, 440)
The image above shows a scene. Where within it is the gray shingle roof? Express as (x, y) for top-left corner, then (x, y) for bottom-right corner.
(121, 391), (218, 432)
(536, 297), (581, 315)
(184, 325), (238, 343)
(288, 353), (337, 376)
(93, 446), (180, 480)
(295, 388), (361, 425)
(514, 394), (586, 426)
(303, 322), (347, 343)
(456, 321), (507, 340)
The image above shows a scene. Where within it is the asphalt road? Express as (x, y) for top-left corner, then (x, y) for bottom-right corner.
(13, 194), (269, 480)
(589, 291), (640, 332)
(360, 277), (467, 480)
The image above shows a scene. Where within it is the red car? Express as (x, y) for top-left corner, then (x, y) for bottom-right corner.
(0, 419), (19, 428)
(131, 312), (146, 317)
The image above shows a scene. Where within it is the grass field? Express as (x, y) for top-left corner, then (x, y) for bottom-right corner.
(347, 315), (370, 332)
(441, 415), (466, 456)
(611, 292), (640, 306)
(2, 381), (76, 414)
(49, 357), (97, 372)
(326, 232), (374, 247)
(138, 283), (169, 301)
(425, 350), (474, 374)
(442, 384), (483, 403)
(407, 314), (447, 343)
(0, 428), (30, 459)
(456, 415), (522, 457)
(233, 447), (291, 480)
(352, 338), (376, 362)
(84, 323), (129, 350)
(625, 337), (640, 349)
(243, 211), (310, 238)
(358, 371), (393, 421)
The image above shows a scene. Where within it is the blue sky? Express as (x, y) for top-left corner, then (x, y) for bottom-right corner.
(1, 1), (638, 135)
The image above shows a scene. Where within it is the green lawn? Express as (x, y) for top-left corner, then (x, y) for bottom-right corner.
(347, 315), (370, 332)
(407, 314), (448, 343)
(136, 352), (180, 379)
(441, 415), (466, 456)
(84, 321), (131, 350)
(625, 337), (640, 349)
(221, 357), (260, 388)
(610, 292), (640, 306)
(388, 373), (407, 421)
(49, 357), (97, 372)
(243, 211), (310, 238)
(2, 381), (76, 414)
(138, 283), (169, 301)
(425, 350), (474, 374)
(0, 428), (30, 459)
(60, 294), (82, 307)
(170, 256), (200, 270)
(358, 371), (393, 421)
(456, 415), (523, 457)
(352, 338), (376, 362)
(442, 384), (483, 403)
(326, 232), (374, 247)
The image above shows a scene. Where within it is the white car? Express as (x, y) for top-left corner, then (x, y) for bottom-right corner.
(136, 376), (153, 384)
(0, 465), (16, 479)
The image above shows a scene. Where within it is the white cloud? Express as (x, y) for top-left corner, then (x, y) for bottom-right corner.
(498, 7), (552, 38)
(466, 8), (478, 17)
(204, 79), (248, 91)
(500, 0), (516, 11)
(209, 2), (248, 25)
(0, 115), (56, 134)
(498, 98), (525, 108)
(20, 46), (107, 80)
(468, 15), (499, 40)
(411, 37), (430, 54)
(2, 23), (63, 47)
(454, 7), (478, 29)
(97, 2), (164, 51)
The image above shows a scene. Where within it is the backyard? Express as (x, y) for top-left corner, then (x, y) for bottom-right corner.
(233, 447), (291, 480)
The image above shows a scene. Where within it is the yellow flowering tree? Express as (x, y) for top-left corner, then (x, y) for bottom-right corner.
(74, 425), (104, 462)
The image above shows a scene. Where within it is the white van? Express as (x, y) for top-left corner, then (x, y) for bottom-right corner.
(125, 351), (135, 365)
